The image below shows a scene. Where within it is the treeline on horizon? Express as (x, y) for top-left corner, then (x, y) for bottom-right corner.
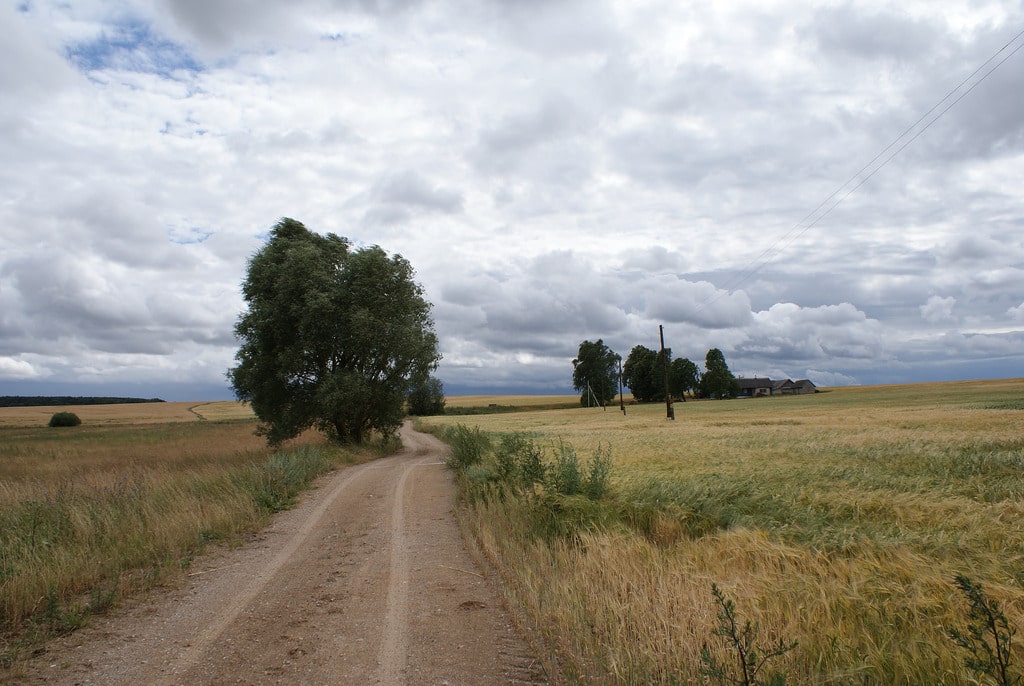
(0, 396), (165, 408)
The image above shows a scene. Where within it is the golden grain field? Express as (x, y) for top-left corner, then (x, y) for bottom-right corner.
(0, 400), (254, 427)
(421, 379), (1024, 685)
(446, 394), (579, 408)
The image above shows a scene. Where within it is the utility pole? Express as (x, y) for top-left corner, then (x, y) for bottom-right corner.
(618, 355), (625, 415)
(659, 324), (674, 420)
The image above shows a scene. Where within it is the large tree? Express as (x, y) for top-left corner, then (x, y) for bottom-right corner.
(622, 344), (669, 402)
(699, 348), (740, 399)
(669, 357), (701, 401)
(572, 339), (620, 406)
(407, 376), (446, 416)
(229, 218), (440, 444)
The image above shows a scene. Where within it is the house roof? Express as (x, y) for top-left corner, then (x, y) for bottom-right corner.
(735, 377), (816, 392)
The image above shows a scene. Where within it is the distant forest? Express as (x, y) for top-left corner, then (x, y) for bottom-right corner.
(0, 396), (165, 408)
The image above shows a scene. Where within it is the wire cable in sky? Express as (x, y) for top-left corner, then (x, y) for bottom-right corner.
(697, 25), (1024, 313)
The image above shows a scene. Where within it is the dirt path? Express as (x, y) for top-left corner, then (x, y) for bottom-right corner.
(8, 423), (547, 685)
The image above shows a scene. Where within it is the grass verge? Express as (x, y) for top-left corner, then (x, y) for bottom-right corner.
(0, 418), (376, 667)
(424, 379), (1024, 685)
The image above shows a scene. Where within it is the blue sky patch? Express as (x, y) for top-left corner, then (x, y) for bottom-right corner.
(168, 226), (213, 245)
(66, 20), (201, 77)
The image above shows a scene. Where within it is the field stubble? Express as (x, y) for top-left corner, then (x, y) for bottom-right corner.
(426, 380), (1024, 684)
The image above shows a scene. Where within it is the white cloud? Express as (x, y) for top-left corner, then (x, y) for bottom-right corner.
(2, 0), (1023, 399)
(920, 295), (957, 323)
(805, 369), (860, 387)
(0, 357), (43, 380)
(742, 303), (887, 363)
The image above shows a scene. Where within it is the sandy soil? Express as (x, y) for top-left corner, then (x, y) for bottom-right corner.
(6, 423), (548, 685)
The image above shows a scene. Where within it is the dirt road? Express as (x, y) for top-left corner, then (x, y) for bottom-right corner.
(10, 423), (547, 685)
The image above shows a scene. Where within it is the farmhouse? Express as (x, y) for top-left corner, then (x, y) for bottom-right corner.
(737, 377), (774, 397)
(736, 377), (817, 397)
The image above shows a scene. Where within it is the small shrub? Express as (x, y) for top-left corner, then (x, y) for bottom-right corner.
(549, 442), (583, 496)
(443, 424), (490, 470)
(495, 433), (525, 482)
(48, 412), (81, 427)
(516, 438), (547, 493)
(584, 444), (612, 500)
(948, 574), (1021, 686)
(699, 583), (796, 686)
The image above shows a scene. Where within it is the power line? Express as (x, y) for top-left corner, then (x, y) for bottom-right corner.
(697, 25), (1024, 312)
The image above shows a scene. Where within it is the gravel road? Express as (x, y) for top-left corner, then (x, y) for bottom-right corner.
(9, 423), (547, 685)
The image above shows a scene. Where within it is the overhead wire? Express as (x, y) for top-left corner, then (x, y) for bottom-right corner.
(696, 25), (1024, 313)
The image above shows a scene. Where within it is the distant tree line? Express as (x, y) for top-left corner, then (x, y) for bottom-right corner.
(572, 340), (740, 406)
(0, 396), (165, 408)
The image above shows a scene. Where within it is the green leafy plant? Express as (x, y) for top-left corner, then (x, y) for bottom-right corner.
(48, 412), (81, 427)
(443, 424), (490, 470)
(948, 574), (1021, 686)
(699, 583), (796, 686)
(516, 439), (547, 493)
(583, 444), (612, 500)
(494, 433), (527, 483)
(549, 442), (582, 496)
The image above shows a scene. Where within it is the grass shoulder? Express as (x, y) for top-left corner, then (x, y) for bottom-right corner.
(423, 379), (1024, 684)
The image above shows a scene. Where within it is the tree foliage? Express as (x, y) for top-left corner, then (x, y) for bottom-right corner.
(407, 376), (446, 416)
(48, 412), (82, 427)
(699, 348), (740, 399)
(229, 218), (440, 444)
(623, 344), (669, 402)
(572, 339), (619, 406)
(669, 357), (701, 400)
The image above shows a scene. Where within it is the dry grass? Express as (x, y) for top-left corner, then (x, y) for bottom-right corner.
(422, 379), (1024, 684)
(0, 408), (366, 661)
(446, 394), (578, 408)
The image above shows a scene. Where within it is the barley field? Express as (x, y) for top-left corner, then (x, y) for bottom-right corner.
(424, 379), (1024, 684)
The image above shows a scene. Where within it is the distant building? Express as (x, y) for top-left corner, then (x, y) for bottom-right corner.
(737, 377), (775, 397)
(790, 379), (817, 394)
(735, 377), (817, 397)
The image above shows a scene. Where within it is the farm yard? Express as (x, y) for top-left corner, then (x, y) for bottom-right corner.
(420, 378), (1024, 684)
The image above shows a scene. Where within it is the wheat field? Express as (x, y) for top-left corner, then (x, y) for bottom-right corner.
(0, 400), (254, 427)
(422, 379), (1024, 684)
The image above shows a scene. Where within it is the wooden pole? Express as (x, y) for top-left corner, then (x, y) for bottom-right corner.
(659, 325), (674, 420)
(618, 355), (625, 415)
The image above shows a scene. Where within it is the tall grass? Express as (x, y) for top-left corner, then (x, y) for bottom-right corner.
(0, 418), (368, 664)
(423, 379), (1024, 684)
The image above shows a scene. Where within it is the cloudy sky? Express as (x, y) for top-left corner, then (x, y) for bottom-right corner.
(2, 1), (1023, 401)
